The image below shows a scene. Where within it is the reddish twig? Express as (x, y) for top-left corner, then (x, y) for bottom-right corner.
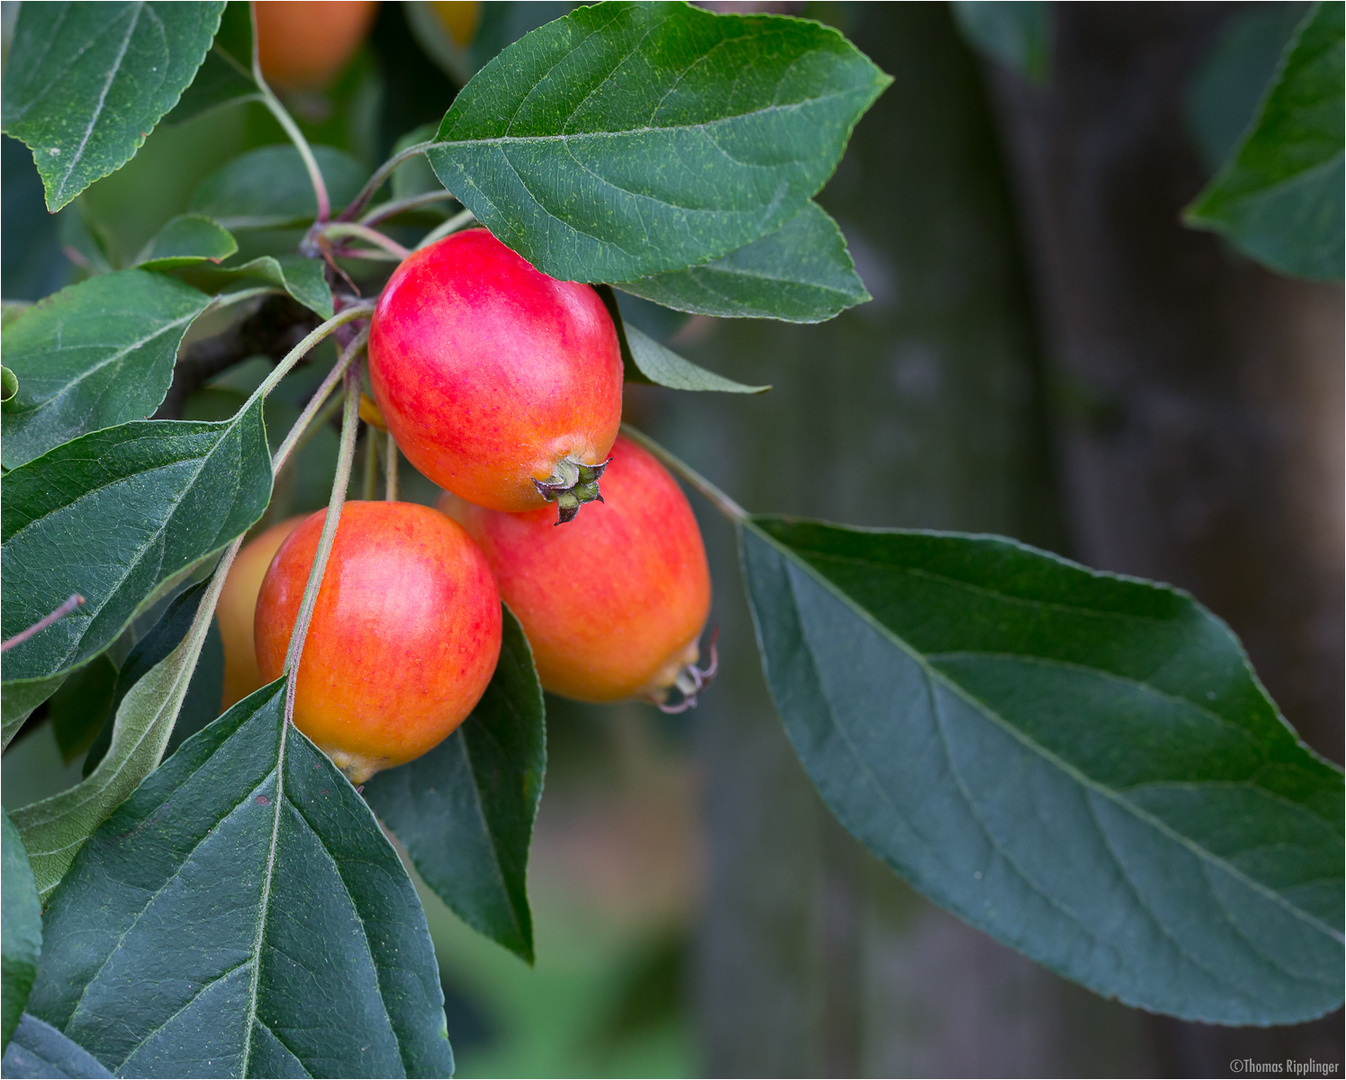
(2, 594), (85, 653)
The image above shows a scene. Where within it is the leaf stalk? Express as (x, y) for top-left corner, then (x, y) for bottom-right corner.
(252, 303), (374, 404)
(337, 140), (436, 222)
(271, 327), (368, 476)
(281, 365), (362, 712)
(319, 222), (411, 261)
(619, 423), (749, 523)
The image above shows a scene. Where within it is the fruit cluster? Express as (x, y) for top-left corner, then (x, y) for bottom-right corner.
(223, 230), (714, 782)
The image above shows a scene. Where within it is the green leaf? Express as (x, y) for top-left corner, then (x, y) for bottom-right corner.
(1184, 3), (1309, 172)
(1, 2), (227, 211)
(740, 518), (1344, 1025)
(82, 580), (212, 778)
(1, 1015), (111, 1079)
(48, 655), (118, 765)
(1185, 2), (1344, 281)
(189, 144), (369, 229)
(136, 213), (238, 269)
(165, 1), (258, 125)
(0, 270), (212, 469)
(171, 254), (334, 318)
(13, 577), (228, 902)
(1, 366), (16, 404)
(2, 680), (65, 756)
(427, 1), (891, 282)
(365, 607), (545, 964)
(950, 1), (1052, 83)
(28, 681), (456, 1078)
(1, 302), (32, 332)
(1, 408), (272, 704)
(2, 811), (42, 1051)
(596, 285), (768, 394)
(617, 202), (870, 322)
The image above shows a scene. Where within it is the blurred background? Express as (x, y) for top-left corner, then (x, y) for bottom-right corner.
(2, 2), (1341, 1075)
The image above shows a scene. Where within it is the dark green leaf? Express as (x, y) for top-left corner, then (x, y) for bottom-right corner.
(427, 2), (890, 282)
(2, 681), (65, 756)
(82, 581), (212, 778)
(28, 681), (456, 1079)
(15, 575), (229, 902)
(2, 811), (42, 1051)
(366, 607), (545, 964)
(1, 1015), (111, 1079)
(1185, 2), (1344, 281)
(617, 202), (870, 322)
(48, 656), (118, 765)
(1185, 4), (1309, 172)
(189, 145), (369, 229)
(740, 518), (1344, 1024)
(1, 135), (71, 302)
(0, 270), (212, 469)
(1, 407), (272, 699)
(951, 1), (1051, 82)
(1, 2), (227, 211)
(171, 254), (333, 318)
(596, 285), (767, 394)
(165, 1), (258, 126)
(136, 213), (238, 269)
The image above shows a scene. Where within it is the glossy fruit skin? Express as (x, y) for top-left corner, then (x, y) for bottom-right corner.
(254, 501), (501, 782)
(369, 229), (623, 513)
(217, 517), (303, 711)
(255, 1), (379, 92)
(439, 436), (710, 704)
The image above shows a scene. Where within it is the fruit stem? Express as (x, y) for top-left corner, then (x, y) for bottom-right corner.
(618, 423), (749, 523)
(209, 285), (282, 312)
(385, 431), (399, 501)
(255, 77), (330, 223)
(319, 222), (411, 261)
(415, 208), (477, 250)
(337, 140), (436, 222)
(282, 366), (363, 710)
(362, 429), (380, 501)
(251, 303), (374, 404)
(359, 190), (458, 228)
(271, 327), (367, 476)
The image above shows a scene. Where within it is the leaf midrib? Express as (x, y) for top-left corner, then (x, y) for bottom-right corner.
(749, 522), (1344, 945)
(4, 410), (257, 679)
(54, 3), (145, 204)
(11, 304), (201, 420)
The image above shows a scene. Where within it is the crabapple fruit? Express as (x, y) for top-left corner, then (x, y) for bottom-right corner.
(368, 229), (623, 522)
(439, 435), (713, 709)
(217, 516), (303, 711)
(255, 1), (379, 92)
(254, 501), (501, 782)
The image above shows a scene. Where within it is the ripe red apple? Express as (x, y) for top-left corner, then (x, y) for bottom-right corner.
(368, 229), (623, 522)
(439, 436), (713, 707)
(254, 501), (501, 782)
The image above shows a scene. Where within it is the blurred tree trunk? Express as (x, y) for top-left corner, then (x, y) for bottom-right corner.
(636, 2), (1343, 1075)
(635, 3), (1167, 1075)
(984, 3), (1345, 1071)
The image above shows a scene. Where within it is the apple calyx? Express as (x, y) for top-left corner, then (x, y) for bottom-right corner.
(534, 455), (611, 524)
(651, 628), (719, 714)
